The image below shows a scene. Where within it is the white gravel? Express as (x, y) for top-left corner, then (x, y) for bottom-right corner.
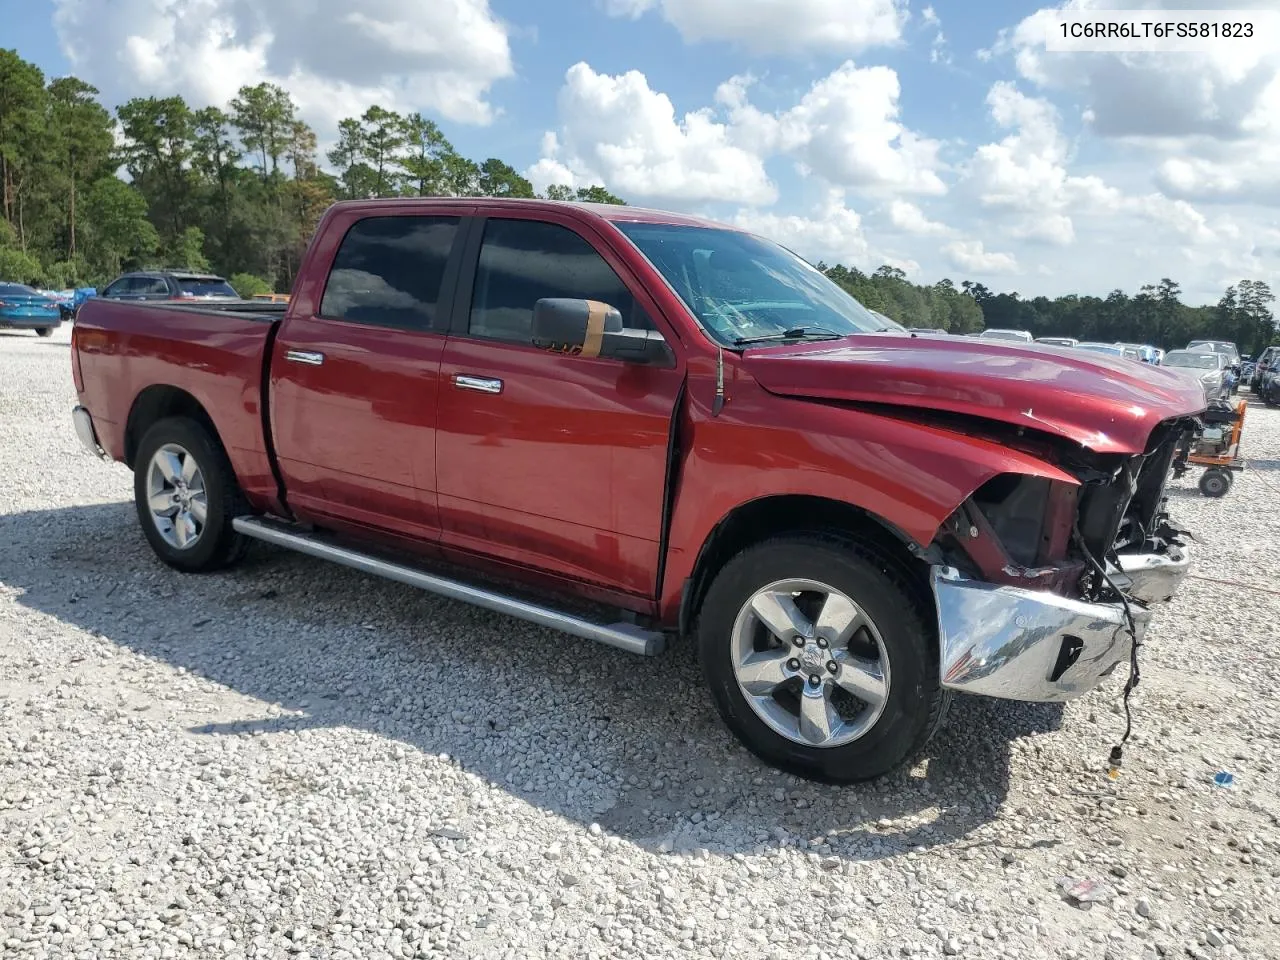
(2, 325), (1279, 960)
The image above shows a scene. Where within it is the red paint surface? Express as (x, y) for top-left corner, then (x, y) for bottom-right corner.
(742, 335), (1207, 455)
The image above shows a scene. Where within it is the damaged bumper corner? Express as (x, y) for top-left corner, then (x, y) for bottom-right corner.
(930, 546), (1190, 702)
(1110, 546), (1192, 604)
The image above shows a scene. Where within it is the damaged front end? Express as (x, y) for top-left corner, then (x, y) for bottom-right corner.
(928, 416), (1195, 702)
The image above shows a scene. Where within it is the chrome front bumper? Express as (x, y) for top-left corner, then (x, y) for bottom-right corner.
(931, 546), (1190, 702)
(72, 405), (108, 459)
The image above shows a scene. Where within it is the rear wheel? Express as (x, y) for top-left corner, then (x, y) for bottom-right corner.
(35, 327), (53, 338)
(133, 417), (249, 572)
(696, 535), (947, 783)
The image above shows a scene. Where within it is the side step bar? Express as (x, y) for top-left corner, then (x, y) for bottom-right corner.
(231, 517), (667, 657)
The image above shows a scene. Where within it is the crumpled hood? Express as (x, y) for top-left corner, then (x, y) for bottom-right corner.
(741, 334), (1207, 454)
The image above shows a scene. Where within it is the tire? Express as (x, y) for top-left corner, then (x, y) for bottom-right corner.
(35, 327), (53, 338)
(1199, 469), (1230, 498)
(133, 416), (250, 572)
(696, 535), (947, 784)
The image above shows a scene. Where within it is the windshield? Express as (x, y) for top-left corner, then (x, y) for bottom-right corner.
(613, 221), (898, 346)
(176, 278), (239, 298)
(0, 283), (38, 297)
(1076, 343), (1123, 356)
(1164, 351), (1219, 370)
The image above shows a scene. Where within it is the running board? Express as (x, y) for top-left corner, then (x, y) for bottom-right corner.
(231, 516), (666, 657)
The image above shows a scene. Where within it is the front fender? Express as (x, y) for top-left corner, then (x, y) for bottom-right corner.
(659, 385), (1078, 622)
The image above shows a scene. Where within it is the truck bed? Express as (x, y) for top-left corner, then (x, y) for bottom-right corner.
(72, 296), (284, 513)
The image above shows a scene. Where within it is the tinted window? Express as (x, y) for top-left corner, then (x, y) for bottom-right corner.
(320, 216), (459, 329)
(177, 278), (239, 298)
(102, 280), (128, 297)
(469, 218), (652, 343)
(138, 277), (169, 295)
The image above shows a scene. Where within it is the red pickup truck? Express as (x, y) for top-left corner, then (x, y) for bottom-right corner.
(70, 198), (1203, 782)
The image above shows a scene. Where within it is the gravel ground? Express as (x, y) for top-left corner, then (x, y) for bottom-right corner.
(2, 325), (1279, 960)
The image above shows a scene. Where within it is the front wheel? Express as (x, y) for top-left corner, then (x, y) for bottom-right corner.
(35, 326), (53, 338)
(133, 416), (249, 572)
(696, 535), (947, 783)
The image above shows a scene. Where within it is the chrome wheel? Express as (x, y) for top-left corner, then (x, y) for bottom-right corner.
(730, 578), (891, 749)
(145, 443), (208, 550)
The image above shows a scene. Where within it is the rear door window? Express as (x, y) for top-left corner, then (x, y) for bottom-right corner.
(319, 216), (460, 330)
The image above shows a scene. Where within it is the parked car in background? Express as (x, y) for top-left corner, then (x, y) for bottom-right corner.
(1035, 336), (1078, 348)
(978, 328), (1033, 343)
(100, 270), (241, 303)
(1187, 340), (1241, 372)
(0, 282), (63, 337)
(1163, 349), (1230, 400)
(252, 293), (291, 304)
(1256, 366), (1280, 407)
(1075, 342), (1124, 357)
(1075, 342), (1142, 361)
(867, 309), (905, 332)
(69, 196), (1203, 784)
(1119, 342), (1159, 363)
(1251, 346), (1279, 388)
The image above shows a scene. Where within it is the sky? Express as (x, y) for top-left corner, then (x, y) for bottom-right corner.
(2, 0), (1278, 305)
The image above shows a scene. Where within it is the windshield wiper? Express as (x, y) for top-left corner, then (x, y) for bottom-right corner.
(733, 327), (844, 346)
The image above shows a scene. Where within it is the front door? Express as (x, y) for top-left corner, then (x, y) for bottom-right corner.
(436, 214), (684, 597)
(269, 211), (467, 541)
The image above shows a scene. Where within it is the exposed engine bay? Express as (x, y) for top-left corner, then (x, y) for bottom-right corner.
(929, 413), (1198, 606)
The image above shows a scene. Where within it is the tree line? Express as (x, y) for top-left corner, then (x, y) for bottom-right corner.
(821, 265), (1275, 355)
(0, 49), (622, 298)
(0, 48), (1274, 352)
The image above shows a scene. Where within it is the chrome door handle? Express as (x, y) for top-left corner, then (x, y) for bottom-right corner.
(285, 349), (325, 366)
(454, 374), (503, 394)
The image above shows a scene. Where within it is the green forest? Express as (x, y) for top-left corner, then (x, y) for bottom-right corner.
(0, 49), (1274, 352)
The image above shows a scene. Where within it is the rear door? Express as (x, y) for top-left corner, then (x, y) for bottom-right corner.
(435, 212), (685, 597)
(269, 208), (471, 541)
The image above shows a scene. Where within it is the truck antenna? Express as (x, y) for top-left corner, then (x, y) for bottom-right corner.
(712, 347), (725, 416)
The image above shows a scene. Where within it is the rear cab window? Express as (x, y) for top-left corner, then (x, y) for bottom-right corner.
(319, 216), (460, 330)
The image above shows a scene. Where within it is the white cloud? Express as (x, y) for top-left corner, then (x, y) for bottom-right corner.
(525, 63), (777, 205)
(732, 189), (872, 267)
(601, 0), (907, 54)
(887, 200), (951, 236)
(52, 0), (513, 128)
(531, 61), (944, 205)
(990, 0), (1280, 204)
(944, 240), (1019, 275)
(761, 64), (947, 196)
(919, 5), (950, 64)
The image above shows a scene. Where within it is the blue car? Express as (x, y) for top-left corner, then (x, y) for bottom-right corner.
(0, 283), (62, 337)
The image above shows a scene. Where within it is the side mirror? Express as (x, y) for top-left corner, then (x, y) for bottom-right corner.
(532, 298), (673, 365)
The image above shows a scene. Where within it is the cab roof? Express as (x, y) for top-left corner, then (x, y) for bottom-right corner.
(327, 196), (737, 231)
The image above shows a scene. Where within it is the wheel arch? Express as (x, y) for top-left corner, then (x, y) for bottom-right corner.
(676, 494), (933, 640)
(124, 385), (223, 469)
